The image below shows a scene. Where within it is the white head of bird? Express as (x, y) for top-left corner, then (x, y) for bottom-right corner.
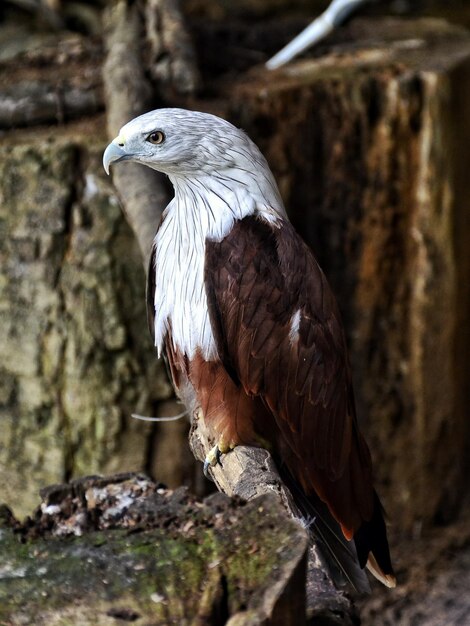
(103, 108), (286, 222)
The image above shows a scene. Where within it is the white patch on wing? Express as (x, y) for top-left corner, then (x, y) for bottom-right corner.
(289, 309), (302, 343)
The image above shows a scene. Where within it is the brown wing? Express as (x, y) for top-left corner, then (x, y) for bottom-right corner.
(204, 215), (374, 538)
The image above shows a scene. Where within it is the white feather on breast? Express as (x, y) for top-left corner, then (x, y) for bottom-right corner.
(153, 199), (212, 360)
(152, 174), (268, 360)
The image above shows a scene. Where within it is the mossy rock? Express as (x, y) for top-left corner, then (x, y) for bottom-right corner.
(0, 474), (308, 626)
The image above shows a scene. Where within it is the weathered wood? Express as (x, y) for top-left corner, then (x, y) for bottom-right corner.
(0, 79), (102, 128)
(0, 132), (172, 518)
(0, 36), (104, 128)
(102, 0), (169, 263)
(189, 413), (301, 514)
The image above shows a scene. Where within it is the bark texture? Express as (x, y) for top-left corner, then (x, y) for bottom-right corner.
(0, 128), (171, 517)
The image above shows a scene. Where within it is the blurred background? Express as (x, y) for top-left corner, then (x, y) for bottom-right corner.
(0, 1), (469, 623)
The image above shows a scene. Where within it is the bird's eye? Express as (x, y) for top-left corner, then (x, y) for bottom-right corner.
(147, 131), (165, 145)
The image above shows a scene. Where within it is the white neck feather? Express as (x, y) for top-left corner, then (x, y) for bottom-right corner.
(171, 166), (287, 234)
(152, 170), (286, 360)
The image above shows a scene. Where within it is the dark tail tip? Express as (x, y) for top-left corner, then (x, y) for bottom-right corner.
(354, 490), (395, 586)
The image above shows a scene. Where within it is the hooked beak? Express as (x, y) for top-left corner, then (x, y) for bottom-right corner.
(103, 141), (128, 175)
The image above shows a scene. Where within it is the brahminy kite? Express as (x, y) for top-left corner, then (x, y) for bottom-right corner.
(103, 108), (395, 591)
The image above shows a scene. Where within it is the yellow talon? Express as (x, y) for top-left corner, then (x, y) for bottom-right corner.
(217, 440), (233, 455)
(203, 441), (235, 479)
(203, 445), (221, 478)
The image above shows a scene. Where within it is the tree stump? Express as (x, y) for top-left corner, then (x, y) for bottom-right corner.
(0, 135), (173, 517)
(208, 16), (470, 532)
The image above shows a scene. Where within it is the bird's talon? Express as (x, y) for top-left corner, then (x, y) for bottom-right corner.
(203, 444), (223, 479)
(203, 459), (212, 480)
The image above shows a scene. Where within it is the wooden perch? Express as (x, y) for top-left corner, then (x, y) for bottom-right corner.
(189, 412), (356, 623)
(189, 412), (301, 516)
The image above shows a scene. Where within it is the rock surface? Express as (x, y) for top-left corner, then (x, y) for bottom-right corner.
(0, 473), (311, 626)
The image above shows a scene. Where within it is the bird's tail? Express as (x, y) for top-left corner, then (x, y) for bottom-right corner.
(288, 478), (371, 594)
(281, 470), (395, 593)
(353, 490), (396, 589)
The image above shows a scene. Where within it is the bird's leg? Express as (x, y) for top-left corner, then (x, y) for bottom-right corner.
(203, 440), (234, 479)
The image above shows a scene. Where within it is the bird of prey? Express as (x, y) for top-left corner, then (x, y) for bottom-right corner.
(103, 108), (395, 591)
